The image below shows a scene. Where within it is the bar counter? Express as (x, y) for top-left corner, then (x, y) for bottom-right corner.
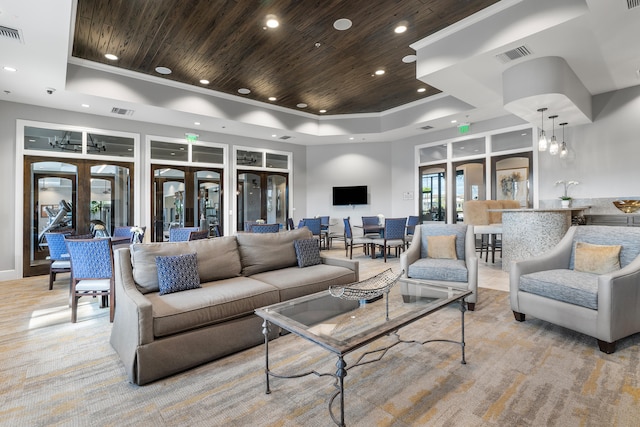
(489, 207), (589, 272)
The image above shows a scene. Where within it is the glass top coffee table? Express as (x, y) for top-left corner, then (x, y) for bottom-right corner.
(255, 272), (472, 427)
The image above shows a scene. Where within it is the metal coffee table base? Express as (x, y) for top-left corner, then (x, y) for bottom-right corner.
(261, 300), (467, 427)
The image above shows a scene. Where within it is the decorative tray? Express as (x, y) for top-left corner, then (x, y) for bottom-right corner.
(329, 268), (404, 300)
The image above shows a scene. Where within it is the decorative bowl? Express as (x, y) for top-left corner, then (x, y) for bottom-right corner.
(613, 200), (640, 214)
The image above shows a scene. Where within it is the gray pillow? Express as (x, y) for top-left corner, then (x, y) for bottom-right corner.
(294, 238), (322, 267)
(156, 253), (201, 295)
(237, 228), (312, 276)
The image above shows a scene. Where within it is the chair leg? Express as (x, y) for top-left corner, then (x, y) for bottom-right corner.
(49, 271), (55, 290)
(597, 340), (616, 354)
(513, 311), (525, 321)
(71, 295), (79, 323)
(467, 302), (475, 311)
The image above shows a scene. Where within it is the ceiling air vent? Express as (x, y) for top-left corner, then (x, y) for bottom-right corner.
(495, 45), (532, 64)
(279, 135), (292, 140)
(420, 125), (434, 130)
(111, 107), (134, 116)
(628, 0), (640, 9)
(0, 25), (23, 43)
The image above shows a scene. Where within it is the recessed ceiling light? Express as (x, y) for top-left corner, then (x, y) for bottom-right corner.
(180, 147), (185, 151)
(333, 18), (352, 31)
(394, 25), (407, 34)
(81, 104), (90, 108)
(155, 66), (172, 75)
(451, 120), (457, 123)
(349, 137), (355, 140)
(3, 66), (17, 72)
(268, 97), (277, 101)
(105, 53), (118, 61)
(170, 152), (176, 156)
(375, 69), (385, 76)
(194, 122), (200, 126)
(266, 15), (279, 28)
(402, 55), (417, 63)
(417, 88), (426, 93)
(200, 79), (209, 85)
(319, 109), (327, 113)
(238, 88), (251, 95)
(297, 103), (307, 108)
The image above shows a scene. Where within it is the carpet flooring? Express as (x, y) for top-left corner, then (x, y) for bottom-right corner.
(2, 248), (640, 426)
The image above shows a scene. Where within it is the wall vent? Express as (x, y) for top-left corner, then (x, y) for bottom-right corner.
(420, 125), (434, 130)
(111, 107), (134, 116)
(495, 45), (532, 64)
(0, 25), (23, 43)
(628, 0), (640, 9)
(279, 135), (292, 140)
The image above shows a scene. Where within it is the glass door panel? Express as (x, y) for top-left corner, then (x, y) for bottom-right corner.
(237, 171), (289, 231)
(153, 168), (185, 241)
(419, 165), (446, 223)
(90, 164), (131, 234)
(195, 170), (222, 235)
(267, 174), (286, 225)
(237, 172), (262, 230)
(453, 161), (485, 223)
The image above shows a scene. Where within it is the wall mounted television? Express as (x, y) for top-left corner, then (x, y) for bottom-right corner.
(332, 185), (368, 205)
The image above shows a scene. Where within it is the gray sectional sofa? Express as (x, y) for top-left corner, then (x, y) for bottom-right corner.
(110, 227), (358, 385)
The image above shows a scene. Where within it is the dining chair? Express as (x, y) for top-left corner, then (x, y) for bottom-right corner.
(250, 223), (280, 233)
(65, 238), (114, 323)
(300, 218), (324, 248)
(343, 217), (372, 259)
(211, 224), (222, 237)
(319, 215), (330, 246)
(370, 217), (407, 262)
(45, 231), (72, 290)
(361, 216), (382, 238)
(287, 218), (295, 230)
(188, 229), (210, 240)
(169, 226), (200, 242)
(405, 215), (420, 249)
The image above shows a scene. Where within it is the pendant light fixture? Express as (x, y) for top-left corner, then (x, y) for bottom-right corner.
(537, 108), (548, 151)
(559, 122), (569, 158)
(548, 115), (559, 155)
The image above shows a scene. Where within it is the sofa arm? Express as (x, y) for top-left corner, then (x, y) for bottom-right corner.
(111, 248), (154, 346)
(321, 255), (359, 282)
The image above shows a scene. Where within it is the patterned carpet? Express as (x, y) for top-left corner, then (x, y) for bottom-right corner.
(2, 248), (640, 426)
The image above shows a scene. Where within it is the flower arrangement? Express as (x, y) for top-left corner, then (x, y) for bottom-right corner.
(555, 180), (579, 200)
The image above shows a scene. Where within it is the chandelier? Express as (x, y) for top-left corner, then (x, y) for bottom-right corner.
(49, 132), (106, 153)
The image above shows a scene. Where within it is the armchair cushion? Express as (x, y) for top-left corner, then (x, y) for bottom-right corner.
(426, 235), (457, 259)
(420, 225), (466, 260)
(408, 258), (468, 282)
(156, 253), (201, 295)
(574, 242), (621, 274)
(519, 269), (599, 310)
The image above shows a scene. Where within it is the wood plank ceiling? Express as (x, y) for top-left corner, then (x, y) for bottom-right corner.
(72, 0), (499, 115)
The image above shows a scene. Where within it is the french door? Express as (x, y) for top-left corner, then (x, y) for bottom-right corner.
(152, 165), (223, 241)
(237, 171), (288, 231)
(419, 165), (446, 223)
(23, 156), (133, 277)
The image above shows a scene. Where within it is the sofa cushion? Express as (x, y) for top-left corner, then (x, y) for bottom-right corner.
(407, 258), (468, 282)
(419, 224), (466, 260)
(294, 238), (322, 267)
(131, 236), (242, 294)
(251, 263), (357, 301)
(519, 269), (599, 310)
(237, 228), (312, 276)
(156, 253), (201, 295)
(146, 276), (280, 338)
(574, 242), (621, 274)
(426, 235), (457, 259)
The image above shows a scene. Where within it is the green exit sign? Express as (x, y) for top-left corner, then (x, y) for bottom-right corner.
(185, 133), (199, 142)
(458, 123), (470, 134)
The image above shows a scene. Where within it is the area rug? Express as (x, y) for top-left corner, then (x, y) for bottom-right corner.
(2, 276), (640, 426)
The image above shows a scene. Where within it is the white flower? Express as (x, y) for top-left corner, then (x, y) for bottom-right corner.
(555, 180), (579, 199)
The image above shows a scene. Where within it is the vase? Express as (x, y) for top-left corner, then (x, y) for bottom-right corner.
(561, 199), (571, 208)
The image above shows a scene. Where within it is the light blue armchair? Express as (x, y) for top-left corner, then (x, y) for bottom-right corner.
(510, 225), (640, 353)
(400, 224), (478, 310)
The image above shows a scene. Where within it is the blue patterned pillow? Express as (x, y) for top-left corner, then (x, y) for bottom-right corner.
(294, 239), (321, 268)
(155, 253), (201, 295)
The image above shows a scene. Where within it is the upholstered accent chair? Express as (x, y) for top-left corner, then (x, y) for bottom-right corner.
(510, 225), (640, 354)
(400, 224), (478, 310)
(169, 227), (200, 242)
(65, 238), (115, 323)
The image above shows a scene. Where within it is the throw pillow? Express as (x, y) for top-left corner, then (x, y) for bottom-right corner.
(574, 242), (622, 275)
(155, 253), (201, 295)
(426, 235), (457, 259)
(293, 238), (322, 268)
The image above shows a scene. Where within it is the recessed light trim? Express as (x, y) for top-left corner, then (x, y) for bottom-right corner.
(394, 25), (407, 34)
(375, 69), (385, 76)
(3, 66), (17, 72)
(319, 109), (327, 113)
(297, 103), (307, 108)
(155, 66), (172, 75)
(266, 14), (279, 28)
(333, 18), (352, 31)
(238, 88), (251, 95)
(402, 55), (417, 63)
(81, 104), (90, 108)
(105, 53), (118, 61)
(194, 122), (200, 125)
(417, 88), (426, 93)
(268, 97), (277, 101)
(199, 79), (209, 85)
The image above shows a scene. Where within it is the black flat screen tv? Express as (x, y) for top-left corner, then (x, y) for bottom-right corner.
(332, 185), (368, 205)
